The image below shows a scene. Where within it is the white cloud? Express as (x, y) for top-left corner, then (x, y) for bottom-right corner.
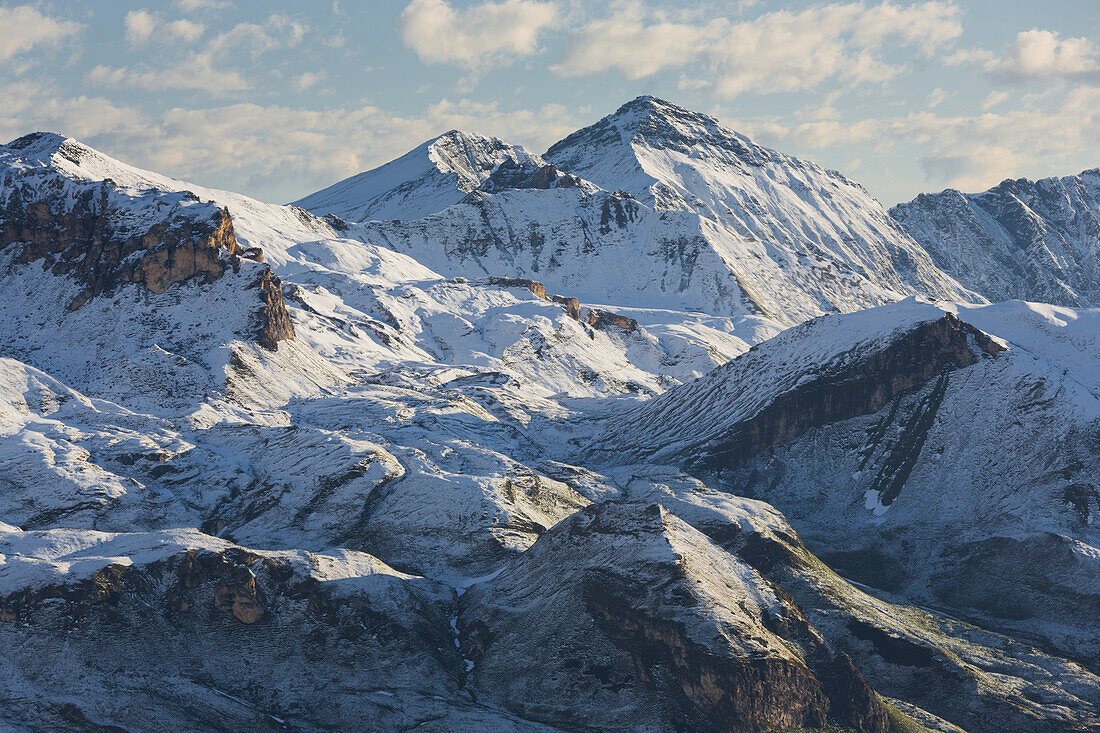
(88, 55), (248, 93)
(0, 5), (82, 62)
(176, 0), (233, 11)
(951, 30), (1100, 85)
(125, 10), (206, 44)
(292, 71), (325, 92)
(981, 90), (1009, 110)
(925, 88), (947, 108)
(892, 89), (1100, 192)
(206, 15), (310, 59)
(554, 1), (962, 96)
(398, 0), (557, 68)
(993, 30), (1100, 83)
(124, 10), (160, 43)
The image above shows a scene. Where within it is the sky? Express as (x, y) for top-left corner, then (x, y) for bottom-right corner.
(3, 0), (1100, 206)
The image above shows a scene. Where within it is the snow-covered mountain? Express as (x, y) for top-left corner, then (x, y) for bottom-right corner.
(295, 97), (979, 327)
(589, 299), (1100, 670)
(891, 169), (1100, 307)
(2, 118), (1099, 733)
(543, 96), (979, 311)
(292, 130), (542, 223)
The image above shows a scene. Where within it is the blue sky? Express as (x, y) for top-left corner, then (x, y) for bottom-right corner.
(2, 0), (1099, 206)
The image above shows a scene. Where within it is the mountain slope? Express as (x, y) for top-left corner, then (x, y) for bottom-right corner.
(891, 170), (1100, 307)
(292, 130), (541, 223)
(293, 96), (980, 328)
(544, 96), (979, 309)
(3, 125), (1099, 732)
(588, 299), (1100, 670)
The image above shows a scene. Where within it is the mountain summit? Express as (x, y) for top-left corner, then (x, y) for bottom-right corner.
(292, 129), (540, 223)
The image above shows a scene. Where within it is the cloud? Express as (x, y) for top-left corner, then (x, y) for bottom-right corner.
(925, 88), (947, 108)
(951, 30), (1100, 85)
(553, 1), (962, 96)
(88, 55), (248, 93)
(125, 10), (205, 44)
(0, 5), (82, 62)
(176, 0), (233, 11)
(891, 90), (1100, 192)
(992, 30), (1100, 83)
(206, 15), (310, 59)
(292, 71), (325, 92)
(398, 0), (557, 68)
(981, 90), (1009, 110)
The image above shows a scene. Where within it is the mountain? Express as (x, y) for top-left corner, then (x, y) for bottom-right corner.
(292, 130), (542, 223)
(588, 299), (1100, 672)
(295, 97), (979, 328)
(543, 96), (979, 312)
(3, 115), (1100, 733)
(891, 169), (1100, 307)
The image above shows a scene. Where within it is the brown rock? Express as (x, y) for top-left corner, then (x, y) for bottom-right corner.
(213, 566), (266, 624)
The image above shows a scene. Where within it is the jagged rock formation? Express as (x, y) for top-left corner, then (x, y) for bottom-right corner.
(892, 169), (1100, 306)
(0, 132), (294, 350)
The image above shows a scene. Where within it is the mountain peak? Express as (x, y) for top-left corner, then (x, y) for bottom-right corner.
(3, 131), (92, 169)
(294, 129), (540, 222)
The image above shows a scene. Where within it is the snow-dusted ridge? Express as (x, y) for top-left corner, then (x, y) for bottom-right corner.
(296, 96), (981, 328)
(892, 168), (1100, 307)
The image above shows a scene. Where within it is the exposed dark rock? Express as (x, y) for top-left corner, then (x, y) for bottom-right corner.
(587, 308), (640, 332)
(698, 314), (1002, 471)
(474, 159), (582, 194)
(255, 268), (295, 350)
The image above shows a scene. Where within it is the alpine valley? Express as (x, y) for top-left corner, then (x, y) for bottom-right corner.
(0, 97), (1097, 733)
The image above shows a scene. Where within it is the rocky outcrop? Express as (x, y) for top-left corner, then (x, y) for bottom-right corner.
(473, 160), (583, 195)
(0, 182), (242, 309)
(590, 307), (1004, 469)
(0, 156), (294, 350)
(459, 502), (892, 733)
(255, 269), (295, 350)
(487, 276), (548, 301)
(586, 308), (639, 332)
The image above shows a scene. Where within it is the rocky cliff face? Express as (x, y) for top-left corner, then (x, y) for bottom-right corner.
(589, 301), (1004, 468)
(0, 132), (294, 350)
(891, 170), (1100, 306)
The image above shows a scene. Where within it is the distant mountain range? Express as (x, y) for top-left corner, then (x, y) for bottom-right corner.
(1, 97), (1098, 732)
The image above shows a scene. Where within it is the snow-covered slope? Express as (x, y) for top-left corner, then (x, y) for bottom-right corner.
(292, 130), (542, 222)
(291, 97), (981, 327)
(3, 125), (1099, 732)
(544, 96), (979, 309)
(891, 169), (1100, 306)
(589, 299), (1100, 669)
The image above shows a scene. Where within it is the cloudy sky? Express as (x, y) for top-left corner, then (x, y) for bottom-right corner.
(3, 0), (1099, 206)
